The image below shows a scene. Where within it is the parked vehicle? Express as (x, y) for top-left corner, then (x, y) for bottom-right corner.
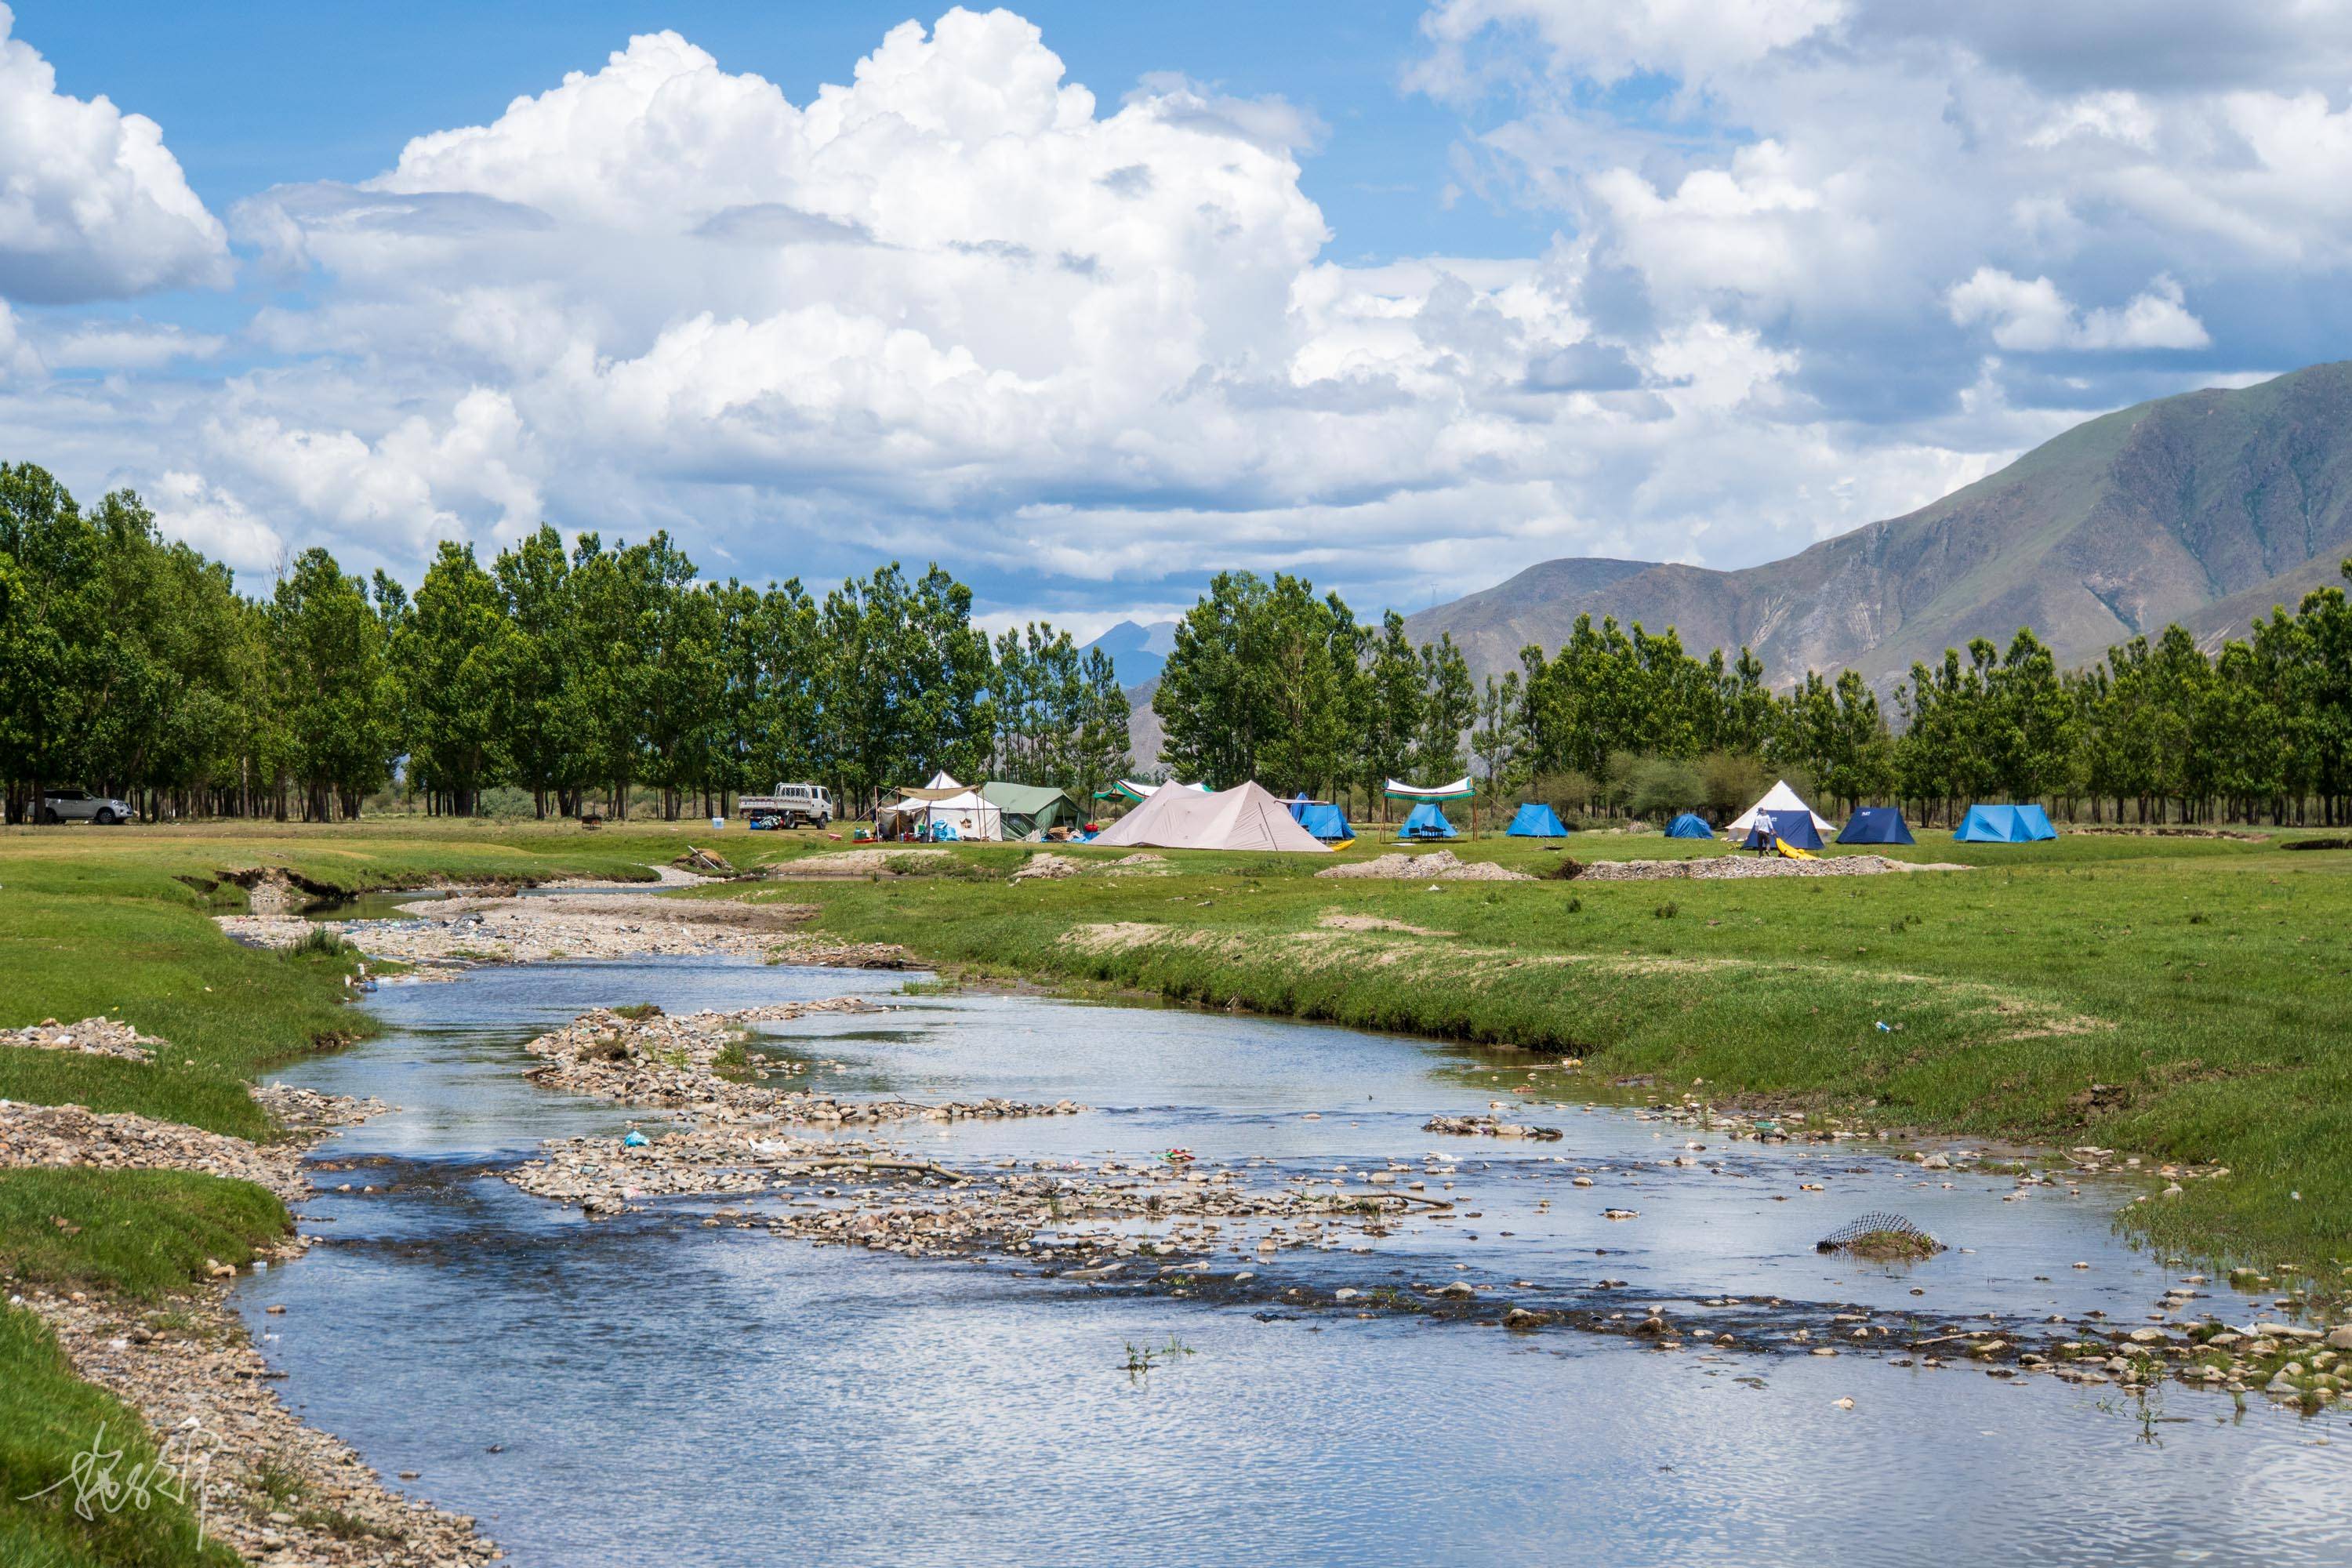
(739, 782), (832, 829)
(38, 789), (137, 825)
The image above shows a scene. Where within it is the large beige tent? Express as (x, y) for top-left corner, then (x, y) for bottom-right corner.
(1725, 779), (1835, 837)
(1091, 780), (1330, 852)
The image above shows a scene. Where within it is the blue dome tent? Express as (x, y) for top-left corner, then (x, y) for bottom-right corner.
(1287, 793), (1355, 841)
(1506, 802), (1568, 838)
(1741, 811), (1823, 851)
(1837, 807), (1915, 845)
(1953, 804), (2056, 843)
(1664, 812), (1713, 839)
(1398, 801), (1457, 840)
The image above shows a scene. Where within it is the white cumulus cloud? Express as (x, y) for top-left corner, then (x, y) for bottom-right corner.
(0, 4), (230, 303)
(1947, 269), (2210, 351)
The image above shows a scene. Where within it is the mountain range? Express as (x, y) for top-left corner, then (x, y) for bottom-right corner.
(1403, 361), (2352, 688)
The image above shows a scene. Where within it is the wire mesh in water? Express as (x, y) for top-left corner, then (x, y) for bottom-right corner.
(1815, 1210), (1943, 1258)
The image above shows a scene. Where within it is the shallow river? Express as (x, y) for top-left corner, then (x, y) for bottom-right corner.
(240, 953), (2349, 1566)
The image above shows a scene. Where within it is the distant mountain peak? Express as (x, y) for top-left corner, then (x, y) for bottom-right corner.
(1405, 362), (2352, 688)
(1082, 619), (1180, 686)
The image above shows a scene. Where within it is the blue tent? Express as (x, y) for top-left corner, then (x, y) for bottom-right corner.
(1287, 796), (1355, 841)
(1398, 801), (1457, 840)
(1741, 811), (1824, 851)
(1664, 812), (1713, 839)
(1954, 804), (2056, 843)
(1507, 802), (1568, 838)
(1838, 807), (1915, 845)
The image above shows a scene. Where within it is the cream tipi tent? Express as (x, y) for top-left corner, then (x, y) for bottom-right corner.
(1091, 781), (1330, 852)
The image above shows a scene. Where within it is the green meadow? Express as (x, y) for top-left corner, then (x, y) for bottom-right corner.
(2, 816), (2348, 1562)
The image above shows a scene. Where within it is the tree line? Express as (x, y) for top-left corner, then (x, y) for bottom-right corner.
(1154, 564), (2352, 828)
(0, 463), (1128, 823)
(16, 448), (2352, 830)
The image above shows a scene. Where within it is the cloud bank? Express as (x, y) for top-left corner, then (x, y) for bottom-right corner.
(1, 3), (2346, 628)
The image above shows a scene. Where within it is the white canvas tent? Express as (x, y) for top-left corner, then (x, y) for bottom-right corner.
(908, 789), (1004, 841)
(1091, 780), (1330, 852)
(922, 771), (963, 791)
(1725, 779), (1835, 837)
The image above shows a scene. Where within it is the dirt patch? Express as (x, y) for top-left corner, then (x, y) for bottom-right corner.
(771, 847), (951, 877)
(1316, 850), (1533, 882)
(1098, 852), (1171, 875)
(1316, 913), (1452, 935)
(1013, 853), (1083, 881)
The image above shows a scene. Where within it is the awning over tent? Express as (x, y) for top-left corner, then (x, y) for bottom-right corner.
(1953, 804), (2056, 843)
(1838, 807), (1916, 845)
(1506, 802), (1568, 837)
(1664, 812), (1714, 839)
(1383, 776), (1475, 802)
(1288, 798), (1354, 840)
(1742, 811), (1824, 851)
(1726, 780), (1835, 837)
(1399, 800), (1457, 839)
(1107, 779), (1207, 803)
(1088, 780), (1331, 852)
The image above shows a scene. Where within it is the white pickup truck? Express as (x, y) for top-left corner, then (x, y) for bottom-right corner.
(739, 782), (833, 829)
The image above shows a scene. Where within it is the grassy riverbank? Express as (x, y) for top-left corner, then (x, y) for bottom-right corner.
(0, 819), (687, 1566)
(733, 828), (2352, 1275)
(2, 817), (2347, 1561)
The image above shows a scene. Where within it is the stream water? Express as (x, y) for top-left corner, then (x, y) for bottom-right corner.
(238, 953), (2350, 1566)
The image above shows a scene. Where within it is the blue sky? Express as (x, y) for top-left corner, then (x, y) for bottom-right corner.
(2, 1), (2347, 633)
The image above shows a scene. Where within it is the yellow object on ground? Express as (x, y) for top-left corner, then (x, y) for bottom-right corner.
(1774, 837), (1817, 859)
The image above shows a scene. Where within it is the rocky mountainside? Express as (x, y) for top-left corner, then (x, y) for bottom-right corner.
(1404, 362), (2352, 687)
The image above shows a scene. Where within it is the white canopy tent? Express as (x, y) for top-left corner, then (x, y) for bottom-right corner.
(908, 789), (1004, 841)
(874, 787), (1005, 841)
(1091, 781), (1330, 852)
(921, 770), (964, 791)
(1725, 779), (1835, 837)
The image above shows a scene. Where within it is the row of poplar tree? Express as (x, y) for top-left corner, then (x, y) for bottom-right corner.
(15, 453), (2352, 829)
(0, 463), (1130, 823)
(1154, 566), (2352, 827)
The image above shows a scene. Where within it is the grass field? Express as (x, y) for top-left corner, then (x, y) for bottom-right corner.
(1, 815), (2347, 1561)
(726, 824), (2352, 1272)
